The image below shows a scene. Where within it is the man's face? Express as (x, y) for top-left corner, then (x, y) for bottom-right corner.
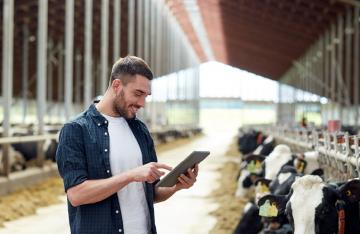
(113, 75), (151, 119)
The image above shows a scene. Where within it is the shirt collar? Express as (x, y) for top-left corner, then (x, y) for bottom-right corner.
(87, 104), (108, 127)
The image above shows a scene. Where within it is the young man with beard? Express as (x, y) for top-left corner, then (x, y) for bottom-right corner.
(56, 56), (199, 234)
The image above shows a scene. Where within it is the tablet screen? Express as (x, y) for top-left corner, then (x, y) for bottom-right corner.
(155, 151), (210, 187)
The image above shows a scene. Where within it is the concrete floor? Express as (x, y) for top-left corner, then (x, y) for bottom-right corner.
(0, 130), (234, 234)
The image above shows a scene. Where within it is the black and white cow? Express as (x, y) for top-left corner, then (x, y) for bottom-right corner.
(235, 154), (265, 198)
(269, 166), (300, 196)
(234, 144), (325, 233)
(253, 135), (275, 156)
(238, 130), (264, 155)
(236, 144), (323, 198)
(234, 167), (299, 234)
(233, 202), (264, 234)
(294, 151), (323, 176)
(263, 144), (293, 181)
(0, 145), (26, 173)
(11, 138), (58, 162)
(235, 144), (294, 198)
(258, 175), (360, 234)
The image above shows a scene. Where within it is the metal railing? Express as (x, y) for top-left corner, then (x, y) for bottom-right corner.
(251, 125), (360, 182)
(0, 134), (58, 177)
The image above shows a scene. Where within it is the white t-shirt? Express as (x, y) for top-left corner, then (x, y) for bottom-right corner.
(102, 114), (150, 234)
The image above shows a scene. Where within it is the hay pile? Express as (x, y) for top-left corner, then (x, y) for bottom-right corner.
(0, 177), (64, 227)
(209, 137), (248, 234)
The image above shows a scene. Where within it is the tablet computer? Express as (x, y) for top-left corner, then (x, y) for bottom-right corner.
(156, 151), (210, 187)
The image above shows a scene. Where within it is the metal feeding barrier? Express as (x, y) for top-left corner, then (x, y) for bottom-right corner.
(258, 125), (360, 182)
(0, 134), (59, 177)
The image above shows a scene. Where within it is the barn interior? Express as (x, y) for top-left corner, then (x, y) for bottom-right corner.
(0, 0), (360, 233)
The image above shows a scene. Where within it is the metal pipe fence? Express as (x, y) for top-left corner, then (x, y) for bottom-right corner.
(249, 125), (360, 182)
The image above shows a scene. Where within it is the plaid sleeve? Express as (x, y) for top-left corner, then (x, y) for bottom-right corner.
(56, 123), (88, 192)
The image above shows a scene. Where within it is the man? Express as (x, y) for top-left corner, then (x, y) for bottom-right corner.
(56, 56), (199, 234)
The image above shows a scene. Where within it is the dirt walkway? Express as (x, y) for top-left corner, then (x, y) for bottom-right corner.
(154, 131), (235, 234)
(209, 138), (247, 234)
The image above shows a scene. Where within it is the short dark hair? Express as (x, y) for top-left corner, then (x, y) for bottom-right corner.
(110, 56), (153, 84)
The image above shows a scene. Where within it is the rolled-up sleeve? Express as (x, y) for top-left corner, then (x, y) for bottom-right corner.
(56, 123), (88, 192)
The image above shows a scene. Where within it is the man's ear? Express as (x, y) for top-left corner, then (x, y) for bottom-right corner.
(338, 178), (360, 203)
(257, 194), (288, 217)
(111, 79), (122, 90)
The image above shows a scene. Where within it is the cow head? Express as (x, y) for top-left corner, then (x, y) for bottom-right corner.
(269, 165), (299, 196)
(235, 154), (265, 198)
(254, 178), (272, 203)
(264, 144), (293, 180)
(338, 178), (360, 203)
(258, 176), (360, 234)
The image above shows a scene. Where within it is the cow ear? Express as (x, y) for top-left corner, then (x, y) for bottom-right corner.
(338, 178), (360, 203)
(310, 168), (324, 177)
(244, 154), (266, 162)
(257, 194), (287, 217)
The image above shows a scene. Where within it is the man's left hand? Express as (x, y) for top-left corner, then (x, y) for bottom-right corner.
(174, 164), (199, 190)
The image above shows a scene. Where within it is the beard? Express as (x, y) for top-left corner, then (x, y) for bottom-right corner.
(113, 89), (136, 119)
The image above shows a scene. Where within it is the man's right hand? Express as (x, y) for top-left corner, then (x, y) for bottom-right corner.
(127, 162), (172, 183)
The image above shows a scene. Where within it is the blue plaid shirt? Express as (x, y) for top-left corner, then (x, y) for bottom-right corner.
(56, 104), (158, 234)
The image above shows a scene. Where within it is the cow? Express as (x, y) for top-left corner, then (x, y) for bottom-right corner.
(264, 144), (293, 181)
(269, 166), (299, 196)
(258, 175), (360, 234)
(294, 151), (322, 176)
(236, 144), (295, 198)
(0, 145), (26, 173)
(236, 145), (322, 199)
(253, 135), (275, 156)
(235, 154), (265, 198)
(11, 139), (58, 162)
(238, 130), (264, 155)
(233, 202), (263, 234)
(234, 145), (325, 234)
(234, 167), (298, 234)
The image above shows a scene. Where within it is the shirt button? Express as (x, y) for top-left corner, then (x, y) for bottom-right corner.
(106, 170), (110, 174)
(115, 210), (119, 214)
(104, 120), (108, 124)
(104, 149), (108, 152)
(97, 123), (101, 126)
(118, 229), (122, 232)
(104, 132), (108, 136)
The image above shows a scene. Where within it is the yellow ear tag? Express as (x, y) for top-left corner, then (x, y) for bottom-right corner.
(246, 160), (256, 173)
(256, 182), (269, 194)
(247, 160), (262, 173)
(296, 161), (305, 173)
(259, 200), (278, 217)
(260, 184), (269, 193)
(255, 160), (262, 170)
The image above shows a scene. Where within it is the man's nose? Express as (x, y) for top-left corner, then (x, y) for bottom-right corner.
(137, 97), (146, 108)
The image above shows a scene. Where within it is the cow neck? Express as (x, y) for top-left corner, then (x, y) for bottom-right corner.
(335, 200), (346, 234)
